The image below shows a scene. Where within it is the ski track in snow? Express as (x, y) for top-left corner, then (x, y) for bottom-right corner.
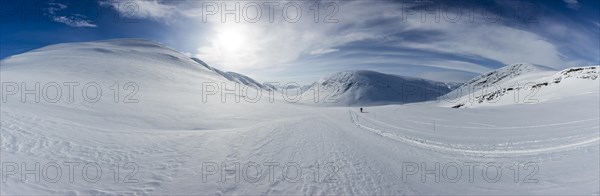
(349, 110), (600, 157)
(212, 116), (403, 195)
(388, 109), (599, 129)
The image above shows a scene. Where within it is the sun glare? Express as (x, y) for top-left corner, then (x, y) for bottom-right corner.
(216, 28), (246, 52)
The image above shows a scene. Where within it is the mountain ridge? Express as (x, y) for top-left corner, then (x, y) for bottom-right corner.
(443, 64), (599, 108)
(301, 70), (456, 106)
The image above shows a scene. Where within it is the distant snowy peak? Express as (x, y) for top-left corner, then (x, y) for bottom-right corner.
(447, 65), (599, 108)
(302, 70), (455, 106)
(551, 66), (599, 83)
(457, 63), (555, 91)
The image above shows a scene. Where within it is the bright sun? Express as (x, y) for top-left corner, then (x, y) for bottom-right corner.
(199, 24), (259, 70)
(216, 28), (246, 52)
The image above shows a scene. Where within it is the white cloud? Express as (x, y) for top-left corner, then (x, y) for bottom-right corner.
(52, 16), (97, 27)
(44, 2), (96, 27)
(399, 21), (566, 69)
(103, 1), (582, 73)
(310, 48), (339, 55)
(100, 0), (179, 22)
(564, 0), (580, 10)
(192, 1), (397, 71)
(46, 2), (67, 15)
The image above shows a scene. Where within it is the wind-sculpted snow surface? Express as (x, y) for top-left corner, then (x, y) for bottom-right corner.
(1, 39), (599, 195)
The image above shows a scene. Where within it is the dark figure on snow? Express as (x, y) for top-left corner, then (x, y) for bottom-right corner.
(360, 108), (363, 113)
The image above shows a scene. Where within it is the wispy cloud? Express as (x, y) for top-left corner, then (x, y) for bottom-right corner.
(563, 0), (580, 10)
(100, 0), (179, 23)
(100, 0), (598, 83)
(52, 16), (97, 27)
(193, 1), (568, 71)
(310, 48), (339, 55)
(44, 2), (96, 27)
(46, 2), (67, 15)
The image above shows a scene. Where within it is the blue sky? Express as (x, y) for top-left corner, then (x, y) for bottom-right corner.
(1, 0), (599, 84)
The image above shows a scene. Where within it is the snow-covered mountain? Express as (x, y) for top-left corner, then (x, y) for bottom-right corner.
(453, 63), (555, 92)
(301, 70), (456, 106)
(1, 38), (266, 89)
(1, 38), (276, 94)
(225, 72), (278, 91)
(191, 58), (277, 91)
(0, 39), (283, 130)
(442, 63), (599, 108)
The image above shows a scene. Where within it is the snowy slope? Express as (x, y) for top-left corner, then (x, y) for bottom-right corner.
(301, 70), (455, 106)
(190, 57), (276, 91)
(0, 39), (286, 130)
(454, 63), (555, 92)
(441, 63), (599, 108)
(1, 39), (598, 195)
(225, 72), (278, 91)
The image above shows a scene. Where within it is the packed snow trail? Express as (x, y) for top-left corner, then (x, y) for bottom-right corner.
(350, 110), (600, 157)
